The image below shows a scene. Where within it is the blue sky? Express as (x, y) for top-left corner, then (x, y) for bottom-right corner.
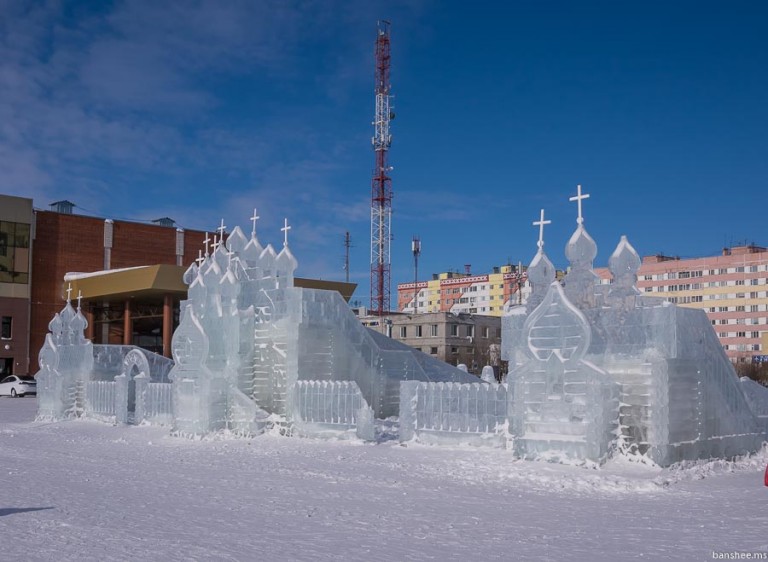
(2, 1), (766, 305)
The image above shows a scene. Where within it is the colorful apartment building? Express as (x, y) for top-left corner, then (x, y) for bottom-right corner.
(595, 245), (768, 363)
(397, 264), (531, 317)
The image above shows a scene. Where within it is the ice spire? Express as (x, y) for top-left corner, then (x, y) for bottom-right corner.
(183, 251), (202, 285)
(526, 209), (556, 314)
(276, 218), (298, 287)
(607, 235), (641, 307)
(203, 232), (211, 258)
(71, 290), (88, 341)
(564, 185), (599, 311)
(59, 283), (77, 345)
(243, 208), (265, 268)
(216, 218), (227, 240)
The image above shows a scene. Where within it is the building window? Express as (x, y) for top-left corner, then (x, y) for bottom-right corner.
(1, 316), (11, 339)
(467, 325), (475, 338)
(450, 347), (458, 354)
(416, 325), (423, 337)
(430, 324), (438, 337)
(751, 331), (760, 339)
(737, 332), (746, 338)
(399, 326), (407, 338)
(430, 347), (438, 354)
(450, 324), (458, 337)
(0, 221), (31, 284)
(482, 326), (490, 338)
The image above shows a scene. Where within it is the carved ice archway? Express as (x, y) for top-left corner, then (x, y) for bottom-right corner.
(123, 349), (151, 379)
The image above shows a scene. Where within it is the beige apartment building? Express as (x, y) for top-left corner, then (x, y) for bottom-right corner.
(360, 311), (502, 376)
(597, 244), (768, 363)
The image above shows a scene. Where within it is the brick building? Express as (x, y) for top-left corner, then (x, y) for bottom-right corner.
(29, 201), (209, 373)
(0, 195), (33, 377)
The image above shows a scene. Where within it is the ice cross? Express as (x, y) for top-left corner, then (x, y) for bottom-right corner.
(196, 250), (204, 265)
(569, 184), (590, 225)
(65, 283), (73, 302)
(281, 218), (291, 247)
(217, 218), (227, 238)
(212, 234), (220, 252)
(250, 208), (260, 238)
(203, 232), (211, 256)
(533, 209), (551, 249)
(76, 290), (83, 310)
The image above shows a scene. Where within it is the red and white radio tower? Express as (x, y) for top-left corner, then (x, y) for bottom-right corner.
(370, 20), (394, 316)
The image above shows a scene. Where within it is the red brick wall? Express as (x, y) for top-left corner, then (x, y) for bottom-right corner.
(30, 211), (208, 372)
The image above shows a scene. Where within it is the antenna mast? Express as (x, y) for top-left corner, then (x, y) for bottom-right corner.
(344, 231), (352, 283)
(412, 236), (421, 313)
(370, 20), (393, 316)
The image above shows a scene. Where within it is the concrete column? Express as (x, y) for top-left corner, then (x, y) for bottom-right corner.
(162, 295), (173, 358)
(123, 300), (132, 346)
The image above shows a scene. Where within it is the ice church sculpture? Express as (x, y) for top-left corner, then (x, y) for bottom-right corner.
(36, 210), (476, 439)
(506, 187), (768, 465)
(401, 186), (768, 466)
(35, 194), (767, 466)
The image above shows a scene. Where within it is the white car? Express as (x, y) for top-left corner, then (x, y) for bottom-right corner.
(0, 375), (37, 397)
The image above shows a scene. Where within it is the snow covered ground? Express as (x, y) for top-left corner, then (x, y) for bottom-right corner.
(1, 398), (767, 561)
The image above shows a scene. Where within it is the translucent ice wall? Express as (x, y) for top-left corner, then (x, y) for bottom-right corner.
(740, 377), (768, 417)
(297, 288), (477, 418)
(508, 282), (620, 464)
(293, 380), (374, 440)
(399, 381), (508, 447)
(92, 345), (173, 383)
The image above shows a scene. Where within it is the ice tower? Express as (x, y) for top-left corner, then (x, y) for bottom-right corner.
(503, 186), (768, 465)
(36, 289), (94, 420)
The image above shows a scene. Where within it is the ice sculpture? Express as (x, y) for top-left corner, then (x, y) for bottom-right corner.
(169, 210), (476, 436)
(37, 208), (475, 438)
(36, 290), (94, 420)
(508, 281), (619, 463)
(401, 186), (767, 465)
(501, 185), (768, 465)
